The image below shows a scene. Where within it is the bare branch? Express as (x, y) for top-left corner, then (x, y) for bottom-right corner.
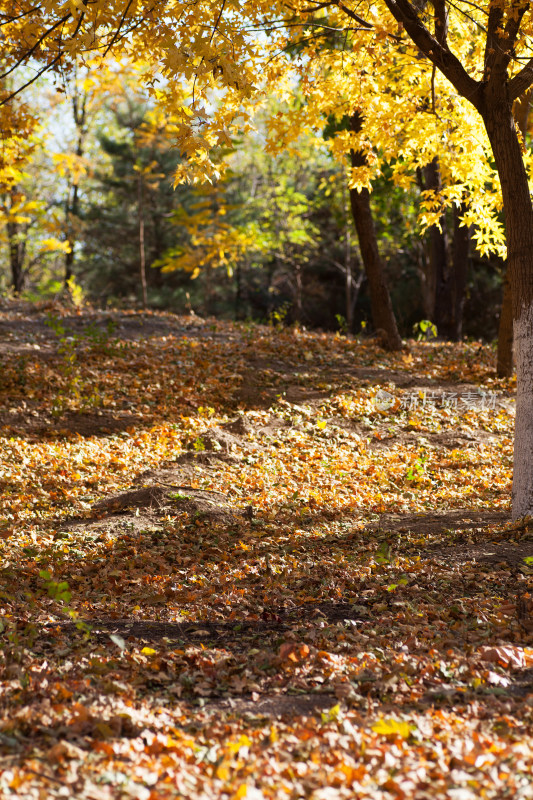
(298, 0), (373, 28)
(383, 0), (482, 110)
(102, 0), (135, 57)
(503, 0), (530, 55)
(0, 6), (41, 27)
(0, 13), (70, 82)
(300, 0), (336, 10)
(335, 1), (373, 29)
(209, 0), (228, 44)
(0, 54), (62, 106)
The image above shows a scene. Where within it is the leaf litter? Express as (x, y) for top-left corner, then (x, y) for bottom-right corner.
(1, 303), (532, 799)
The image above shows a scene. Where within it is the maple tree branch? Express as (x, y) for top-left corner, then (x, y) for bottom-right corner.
(446, 0), (487, 34)
(0, 13), (70, 82)
(483, 3), (504, 79)
(503, 0), (530, 53)
(447, 0), (487, 14)
(299, 0), (373, 28)
(334, 1), (373, 29)
(433, 0), (448, 47)
(102, 0), (136, 57)
(300, 0), (335, 9)
(209, 0), (228, 45)
(382, 0), (482, 109)
(72, 10), (86, 41)
(0, 54), (62, 105)
(0, 6), (41, 26)
(509, 58), (533, 101)
(483, 0), (528, 81)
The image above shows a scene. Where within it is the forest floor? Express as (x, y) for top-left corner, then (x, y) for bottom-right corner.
(0, 300), (532, 799)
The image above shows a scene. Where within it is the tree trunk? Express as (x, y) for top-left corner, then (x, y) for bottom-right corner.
(64, 181), (78, 285)
(344, 185), (354, 332)
(6, 190), (26, 293)
(235, 261), (243, 320)
(138, 173), (148, 310)
(65, 86), (87, 286)
(482, 94), (533, 519)
(451, 203), (470, 341)
(415, 168), (437, 320)
(422, 158), (456, 339)
(497, 266), (513, 378)
(7, 219), (25, 293)
(349, 113), (402, 350)
(495, 90), (533, 368)
(293, 263), (303, 324)
(379, 0), (533, 519)
(417, 166), (469, 340)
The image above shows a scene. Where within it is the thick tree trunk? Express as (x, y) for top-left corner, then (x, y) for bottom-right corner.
(380, 0), (533, 520)
(497, 266), (513, 377)
(495, 90), (533, 367)
(483, 95), (533, 519)
(349, 113), (402, 350)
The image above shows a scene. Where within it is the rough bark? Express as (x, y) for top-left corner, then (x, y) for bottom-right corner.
(349, 113), (402, 350)
(495, 89), (533, 368)
(482, 92), (533, 519)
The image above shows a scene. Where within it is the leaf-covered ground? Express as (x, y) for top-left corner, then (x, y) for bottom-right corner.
(1, 302), (532, 799)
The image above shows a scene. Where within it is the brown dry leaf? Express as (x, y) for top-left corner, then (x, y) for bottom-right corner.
(478, 645), (527, 669)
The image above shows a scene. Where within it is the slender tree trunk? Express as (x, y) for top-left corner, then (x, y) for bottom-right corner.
(138, 173), (148, 310)
(6, 190), (26, 293)
(415, 168), (437, 320)
(451, 203), (470, 340)
(497, 266), (513, 377)
(64, 181), (79, 285)
(422, 158), (456, 339)
(344, 185), (353, 332)
(7, 219), (25, 293)
(483, 96), (533, 519)
(64, 85), (87, 286)
(349, 113), (402, 350)
(235, 261), (243, 320)
(419, 159), (469, 340)
(293, 263), (303, 324)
